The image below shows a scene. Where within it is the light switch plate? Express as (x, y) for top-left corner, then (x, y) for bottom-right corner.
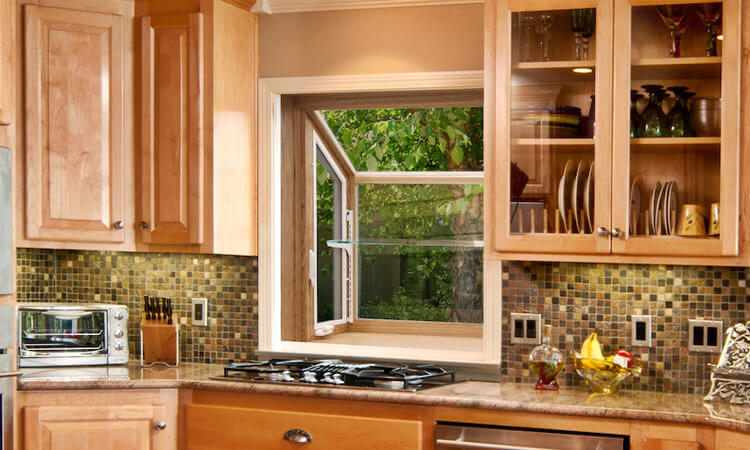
(191, 298), (208, 326)
(631, 315), (652, 347)
(510, 313), (542, 345)
(688, 319), (723, 353)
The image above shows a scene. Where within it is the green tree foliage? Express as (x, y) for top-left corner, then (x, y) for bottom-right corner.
(318, 107), (484, 323)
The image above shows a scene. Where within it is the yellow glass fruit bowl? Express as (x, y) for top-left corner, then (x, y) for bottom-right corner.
(570, 351), (642, 394)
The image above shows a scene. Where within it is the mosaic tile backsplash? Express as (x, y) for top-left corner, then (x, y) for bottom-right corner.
(16, 248), (258, 364)
(502, 261), (749, 394)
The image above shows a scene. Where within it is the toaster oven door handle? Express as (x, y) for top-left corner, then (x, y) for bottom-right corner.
(40, 311), (94, 320)
(0, 371), (22, 378)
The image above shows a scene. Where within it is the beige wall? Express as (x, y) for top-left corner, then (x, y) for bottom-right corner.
(258, 4), (484, 77)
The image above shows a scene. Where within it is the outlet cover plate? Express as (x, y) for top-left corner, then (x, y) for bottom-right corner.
(510, 313), (542, 345)
(688, 319), (723, 353)
(631, 315), (652, 347)
(192, 298), (208, 326)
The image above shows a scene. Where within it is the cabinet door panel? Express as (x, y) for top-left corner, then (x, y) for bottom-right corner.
(24, 404), (168, 450)
(611, 0), (741, 257)
(185, 404), (422, 450)
(490, 0), (613, 255)
(140, 14), (204, 245)
(24, 5), (125, 243)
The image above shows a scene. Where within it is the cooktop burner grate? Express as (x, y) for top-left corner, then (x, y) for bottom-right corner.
(215, 359), (456, 391)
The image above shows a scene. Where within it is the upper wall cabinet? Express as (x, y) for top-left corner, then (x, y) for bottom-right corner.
(140, 14), (205, 246)
(487, 0), (743, 264)
(137, 1), (258, 256)
(0, 0), (13, 126)
(23, 4), (128, 244)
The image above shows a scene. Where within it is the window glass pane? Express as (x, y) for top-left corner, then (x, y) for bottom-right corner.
(358, 184), (483, 241)
(357, 183), (483, 323)
(316, 153), (342, 323)
(358, 245), (483, 323)
(321, 108), (483, 172)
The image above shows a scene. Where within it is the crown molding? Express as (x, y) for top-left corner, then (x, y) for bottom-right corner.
(252, 0), (482, 14)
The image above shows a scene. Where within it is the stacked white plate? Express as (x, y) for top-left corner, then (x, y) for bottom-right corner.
(558, 159), (594, 233)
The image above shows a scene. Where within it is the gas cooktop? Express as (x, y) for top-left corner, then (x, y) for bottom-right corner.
(211, 359), (455, 391)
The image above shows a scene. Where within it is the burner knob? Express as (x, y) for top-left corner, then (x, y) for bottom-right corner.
(302, 372), (318, 383)
(331, 373), (345, 385)
(281, 370), (295, 382)
(321, 372), (335, 384)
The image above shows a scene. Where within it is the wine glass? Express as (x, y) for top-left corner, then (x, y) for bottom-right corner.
(656, 5), (689, 58)
(520, 13), (537, 62)
(535, 14), (553, 61)
(696, 4), (721, 57)
(637, 85), (667, 137)
(666, 86), (692, 137)
(569, 9), (596, 61)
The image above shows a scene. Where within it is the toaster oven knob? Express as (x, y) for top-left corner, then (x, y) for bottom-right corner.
(114, 343), (125, 351)
(113, 329), (124, 338)
(113, 311), (125, 321)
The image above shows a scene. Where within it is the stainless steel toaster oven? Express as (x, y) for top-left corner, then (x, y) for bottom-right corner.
(18, 304), (129, 367)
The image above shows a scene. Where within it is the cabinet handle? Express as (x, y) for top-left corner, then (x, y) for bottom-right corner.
(596, 226), (610, 237)
(284, 429), (312, 444)
(137, 221), (149, 230)
(611, 228), (623, 238)
(154, 421), (167, 430)
(113, 221), (124, 230)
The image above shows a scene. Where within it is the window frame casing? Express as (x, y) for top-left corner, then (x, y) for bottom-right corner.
(257, 71), (501, 365)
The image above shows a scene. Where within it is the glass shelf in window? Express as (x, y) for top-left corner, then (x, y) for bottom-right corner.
(327, 239), (483, 249)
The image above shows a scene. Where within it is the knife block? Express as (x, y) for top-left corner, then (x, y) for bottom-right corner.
(139, 313), (179, 366)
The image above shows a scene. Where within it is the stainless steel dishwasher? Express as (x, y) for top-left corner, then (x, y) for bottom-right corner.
(436, 424), (626, 450)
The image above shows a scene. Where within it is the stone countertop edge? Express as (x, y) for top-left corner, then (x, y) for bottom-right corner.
(16, 363), (750, 434)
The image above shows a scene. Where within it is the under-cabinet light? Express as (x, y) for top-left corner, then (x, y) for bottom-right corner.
(717, 34), (724, 41)
(572, 67), (593, 74)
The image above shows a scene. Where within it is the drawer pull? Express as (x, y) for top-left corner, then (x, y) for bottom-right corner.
(284, 429), (312, 444)
(154, 421), (167, 430)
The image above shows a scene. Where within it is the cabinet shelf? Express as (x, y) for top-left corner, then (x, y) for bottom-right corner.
(630, 137), (721, 145)
(632, 57), (722, 80)
(512, 60), (595, 83)
(512, 138), (594, 146)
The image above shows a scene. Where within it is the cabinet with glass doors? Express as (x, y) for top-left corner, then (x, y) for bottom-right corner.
(489, 0), (742, 260)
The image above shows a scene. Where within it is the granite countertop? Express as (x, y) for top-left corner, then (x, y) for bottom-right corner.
(17, 363), (750, 434)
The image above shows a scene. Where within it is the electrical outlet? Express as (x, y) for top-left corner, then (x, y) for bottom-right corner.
(510, 313), (542, 345)
(688, 319), (723, 353)
(631, 315), (652, 347)
(192, 298), (208, 326)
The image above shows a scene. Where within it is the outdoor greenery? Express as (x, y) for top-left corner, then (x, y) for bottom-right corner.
(317, 107), (484, 323)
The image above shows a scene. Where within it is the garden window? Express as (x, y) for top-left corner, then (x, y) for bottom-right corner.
(263, 83), (493, 363)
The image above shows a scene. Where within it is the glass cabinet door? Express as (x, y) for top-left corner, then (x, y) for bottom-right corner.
(494, 0), (613, 254)
(611, 0), (740, 256)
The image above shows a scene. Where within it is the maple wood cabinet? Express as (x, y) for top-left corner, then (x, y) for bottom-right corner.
(485, 0), (747, 266)
(13, 0), (258, 256)
(137, 1), (258, 255)
(21, 3), (130, 246)
(18, 389), (178, 450)
(0, 0), (13, 126)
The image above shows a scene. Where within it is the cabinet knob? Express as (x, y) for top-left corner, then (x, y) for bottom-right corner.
(113, 220), (124, 230)
(154, 421), (167, 430)
(596, 226), (610, 237)
(137, 221), (149, 230)
(611, 228), (623, 238)
(283, 429), (312, 444)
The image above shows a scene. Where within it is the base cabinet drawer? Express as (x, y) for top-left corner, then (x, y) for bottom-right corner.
(185, 404), (423, 450)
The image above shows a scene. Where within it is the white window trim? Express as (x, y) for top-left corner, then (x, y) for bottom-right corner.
(312, 130), (350, 332)
(257, 70), (501, 365)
